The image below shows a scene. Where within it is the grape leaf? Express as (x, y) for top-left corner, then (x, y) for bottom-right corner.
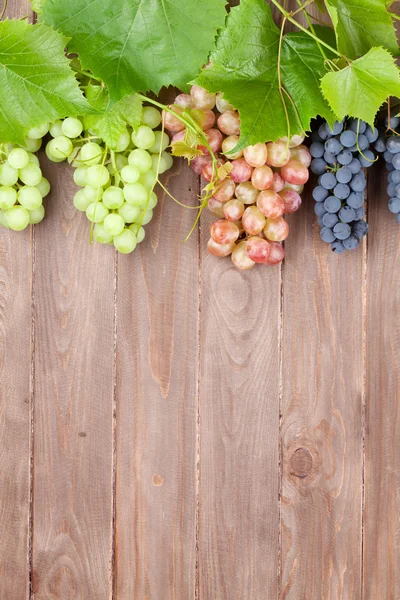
(321, 47), (400, 125)
(325, 0), (398, 59)
(41, 0), (228, 101)
(194, 0), (334, 150)
(84, 85), (142, 150)
(0, 20), (91, 144)
(31, 0), (44, 13)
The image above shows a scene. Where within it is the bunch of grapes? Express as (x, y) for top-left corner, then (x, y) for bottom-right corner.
(43, 106), (173, 254)
(0, 130), (51, 231)
(377, 115), (400, 223)
(163, 85), (310, 270)
(309, 118), (377, 253)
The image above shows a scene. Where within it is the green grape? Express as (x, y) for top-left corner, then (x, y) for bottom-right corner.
(86, 165), (110, 187)
(29, 205), (45, 224)
(123, 182), (148, 207)
(129, 223), (145, 243)
(141, 106), (162, 129)
(141, 208), (153, 225)
(5, 205), (30, 230)
(115, 130), (131, 152)
(161, 151), (173, 171)
(139, 170), (157, 190)
(120, 165), (140, 184)
(149, 131), (170, 154)
(80, 143), (103, 166)
(102, 186), (124, 209)
(18, 186), (43, 210)
(86, 201), (109, 223)
(73, 166), (88, 187)
(0, 210), (9, 228)
(132, 125), (156, 150)
(49, 136), (74, 160)
(36, 178), (51, 198)
(73, 189), (93, 212)
(0, 162), (19, 186)
(8, 148), (29, 169)
(61, 117), (83, 139)
(83, 185), (103, 203)
(0, 186), (17, 210)
(28, 153), (40, 166)
(24, 137), (42, 153)
(45, 141), (64, 163)
(128, 149), (152, 173)
(49, 120), (63, 138)
(19, 163), (42, 186)
(115, 154), (129, 171)
(114, 228), (137, 254)
(93, 223), (113, 244)
(118, 203), (140, 223)
(148, 192), (158, 210)
(27, 122), (49, 140)
(104, 213), (125, 236)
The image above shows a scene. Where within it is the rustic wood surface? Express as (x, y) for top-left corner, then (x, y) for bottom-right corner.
(0, 1), (399, 599)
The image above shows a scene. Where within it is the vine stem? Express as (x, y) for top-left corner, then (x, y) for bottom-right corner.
(278, 15), (291, 143)
(0, 0), (7, 20)
(294, 0), (327, 61)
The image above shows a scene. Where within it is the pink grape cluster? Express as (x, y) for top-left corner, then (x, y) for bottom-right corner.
(163, 85), (311, 270)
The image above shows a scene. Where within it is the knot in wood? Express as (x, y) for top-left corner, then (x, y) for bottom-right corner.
(290, 447), (313, 478)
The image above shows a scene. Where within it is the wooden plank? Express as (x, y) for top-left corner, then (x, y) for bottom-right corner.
(280, 185), (364, 598)
(364, 166), (400, 599)
(0, 4), (33, 599)
(32, 158), (115, 598)
(198, 212), (281, 599)
(115, 160), (199, 598)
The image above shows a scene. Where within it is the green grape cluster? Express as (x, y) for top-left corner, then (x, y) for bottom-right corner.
(45, 106), (174, 254)
(0, 130), (51, 231)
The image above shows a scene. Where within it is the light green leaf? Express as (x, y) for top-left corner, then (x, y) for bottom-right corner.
(194, 0), (334, 150)
(84, 85), (142, 150)
(31, 0), (44, 13)
(41, 0), (228, 100)
(321, 47), (400, 125)
(325, 0), (398, 58)
(0, 20), (91, 144)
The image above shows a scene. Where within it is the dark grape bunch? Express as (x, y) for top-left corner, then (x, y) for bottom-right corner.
(379, 115), (400, 223)
(309, 118), (377, 254)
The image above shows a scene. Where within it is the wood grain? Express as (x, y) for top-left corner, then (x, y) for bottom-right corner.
(364, 166), (400, 599)
(114, 159), (199, 598)
(32, 159), (115, 599)
(280, 186), (364, 599)
(198, 209), (281, 599)
(0, 3), (32, 599)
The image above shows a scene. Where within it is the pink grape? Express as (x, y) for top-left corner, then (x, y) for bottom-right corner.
(210, 219), (240, 244)
(213, 178), (236, 203)
(163, 105), (185, 132)
(217, 111), (240, 136)
(191, 108), (216, 131)
(216, 93), (234, 113)
(174, 93), (193, 108)
(256, 190), (285, 219)
(289, 145), (311, 168)
(207, 237), (235, 257)
(223, 199), (245, 221)
(222, 135), (243, 160)
(190, 85), (216, 110)
(271, 172), (285, 193)
(266, 241), (285, 265)
(243, 143), (268, 168)
(171, 130), (185, 143)
(198, 129), (223, 155)
(235, 181), (258, 205)
(245, 236), (271, 263)
(231, 241), (255, 270)
(230, 159), (253, 183)
(263, 217), (289, 242)
(282, 181), (304, 194)
(280, 189), (302, 214)
(202, 160), (224, 183)
(281, 160), (309, 185)
(251, 165), (274, 191)
(242, 206), (266, 235)
(266, 140), (291, 167)
(208, 198), (224, 217)
(190, 155), (212, 175)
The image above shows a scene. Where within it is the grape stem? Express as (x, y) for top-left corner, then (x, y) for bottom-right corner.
(293, 0), (328, 62)
(72, 66), (102, 83)
(0, 0), (7, 20)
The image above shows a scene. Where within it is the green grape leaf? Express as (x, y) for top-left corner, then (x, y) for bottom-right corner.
(41, 0), (228, 100)
(325, 0), (398, 58)
(170, 141), (202, 160)
(84, 85), (142, 150)
(321, 47), (400, 125)
(194, 0), (334, 150)
(0, 20), (91, 144)
(31, 0), (44, 13)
